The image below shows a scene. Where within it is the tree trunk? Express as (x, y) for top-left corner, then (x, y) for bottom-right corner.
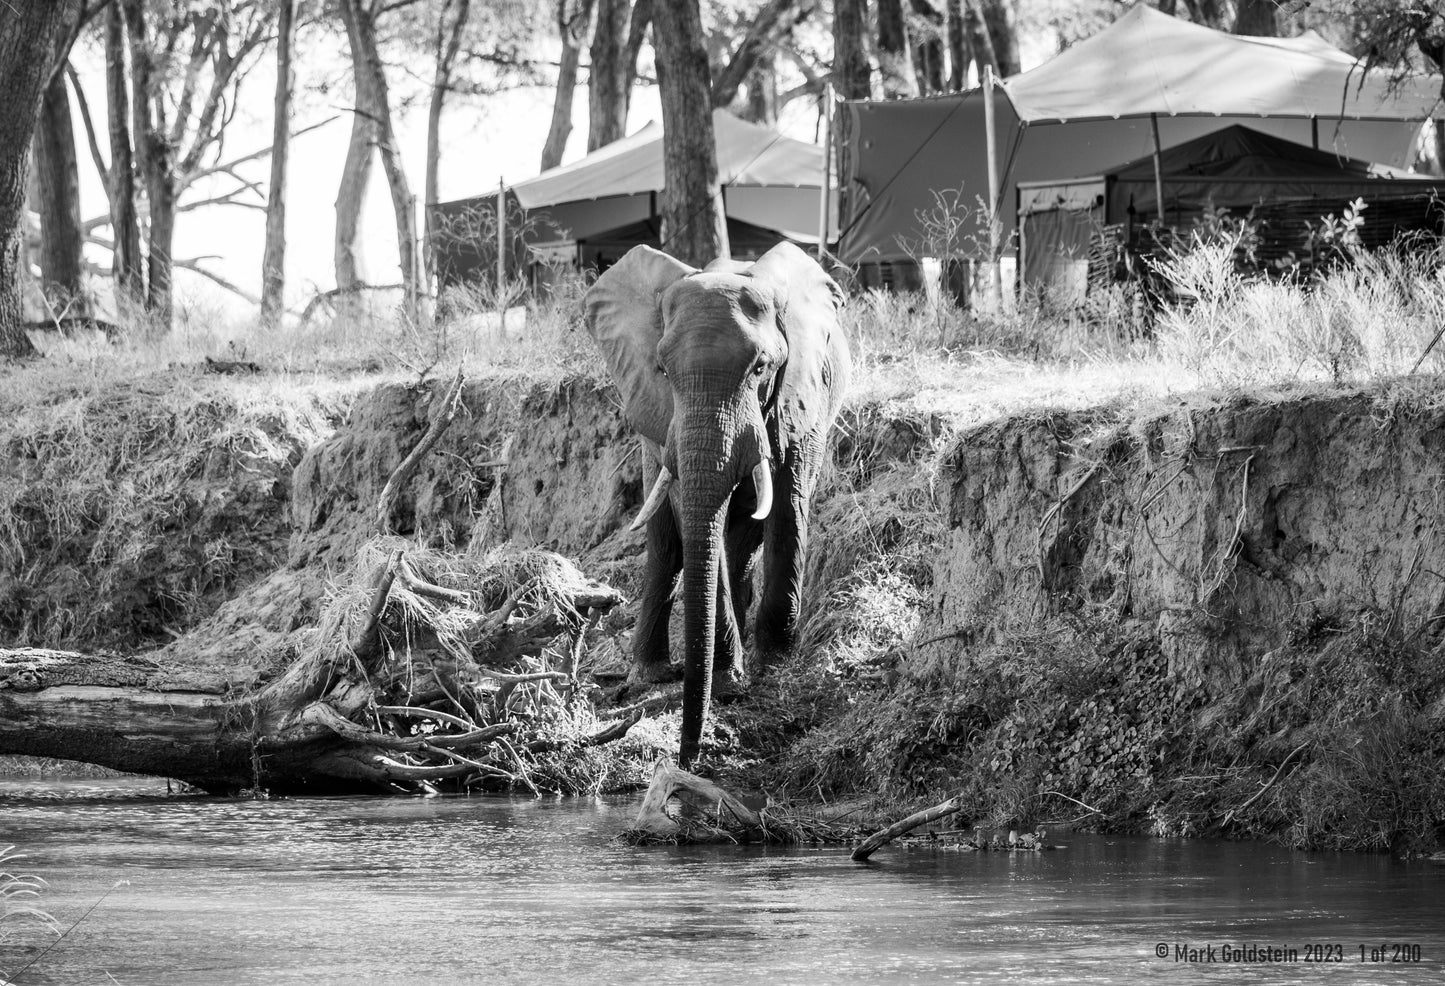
(964, 0), (1000, 77)
(622, 0), (651, 121)
(124, 0), (176, 324)
(0, 1), (79, 357)
(261, 0), (297, 326)
(743, 57), (779, 125)
(911, 0), (946, 95)
(426, 0), (470, 288)
(588, 0), (631, 151)
(541, 0), (597, 172)
(1182, 0), (1228, 29)
(1232, 0), (1278, 36)
(341, 0), (424, 325)
(832, 0), (871, 100)
(105, 0), (143, 309)
(979, 0), (1019, 76)
(334, 99), (376, 315)
(878, 0), (918, 99)
(32, 65), (87, 316)
(652, 0), (728, 267)
(946, 0), (968, 90)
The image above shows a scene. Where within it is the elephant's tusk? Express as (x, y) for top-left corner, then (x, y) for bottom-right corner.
(751, 461), (773, 521)
(630, 466), (674, 531)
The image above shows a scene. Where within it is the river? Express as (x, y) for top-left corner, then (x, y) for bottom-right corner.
(1, 776), (1441, 985)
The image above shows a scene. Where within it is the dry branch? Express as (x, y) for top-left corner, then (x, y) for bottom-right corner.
(851, 794), (964, 861)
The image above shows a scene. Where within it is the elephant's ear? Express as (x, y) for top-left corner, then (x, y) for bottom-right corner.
(582, 245), (696, 446)
(748, 242), (850, 449)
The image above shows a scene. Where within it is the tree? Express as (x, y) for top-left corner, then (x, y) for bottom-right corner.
(946, 0), (969, 90)
(588, 0), (648, 151)
(540, 0), (597, 171)
(32, 53), (88, 317)
(963, 0), (999, 76)
(878, 0), (918, 98)
(1233, 0), (1278, 36)
(120, 0), (274, 324)
(652, 0), (728, 265)
(261, 0), (297, 325)
(0, 1), (83, 357)
(911, 0), (947, 95)
(833, 0), (871, 99)
(977, 0), (1019, 76)
(104, 1), (143, 307)
(425, 0), (472, 287)
(711, 0), (819, 110)
(340, 0), (425, 325)
(1179, 0), (1228, 29)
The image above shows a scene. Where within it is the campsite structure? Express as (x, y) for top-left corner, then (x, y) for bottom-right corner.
(431, 109), (833, 291)
(836, 4), (1442, 291)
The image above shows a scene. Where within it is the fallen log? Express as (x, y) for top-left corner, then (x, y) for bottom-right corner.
(851, 795), (964, 861)
(0, 543), (640, 795)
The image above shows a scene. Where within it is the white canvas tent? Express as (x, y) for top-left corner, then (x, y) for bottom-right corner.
(837, 3), (1442, 266)
(432, 109), (833, 287)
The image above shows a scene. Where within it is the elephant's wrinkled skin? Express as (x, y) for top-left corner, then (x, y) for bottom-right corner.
(583, 242), (851, 765)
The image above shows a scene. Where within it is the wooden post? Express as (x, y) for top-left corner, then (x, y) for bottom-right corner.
(982, 65), (1002, 309)
(1150, 113), (1166, 226)
(496, 177), (506, 334)
(1311, 116), (1319, 150)
(817, 83), (833, 261)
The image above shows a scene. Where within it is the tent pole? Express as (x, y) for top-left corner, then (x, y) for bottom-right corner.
(818, 82), (833, 261)
(497, 177), (507, 334)
(1311, 116), (1319, 150)
(1150, 113), (1166, 227)
(983, 64), (1002, 309)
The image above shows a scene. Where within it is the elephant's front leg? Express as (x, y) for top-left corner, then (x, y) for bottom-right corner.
(631, 497), (683, 684)
(756, 444), (819, 672)
(714, 489), (766, 694)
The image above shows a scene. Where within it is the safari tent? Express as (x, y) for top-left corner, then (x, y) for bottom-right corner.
(431, 109), (833, 290)
(1017, 124), (1445, 295)
(836, 3), (1442, 271)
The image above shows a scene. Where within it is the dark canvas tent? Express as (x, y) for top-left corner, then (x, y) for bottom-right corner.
(1017, 125), (1443, 293)
(836, 3), (1440, 268)
(431, 109), (833, 290)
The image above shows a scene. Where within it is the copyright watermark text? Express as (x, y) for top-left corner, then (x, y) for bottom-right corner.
(1155, 943), (1425, 964)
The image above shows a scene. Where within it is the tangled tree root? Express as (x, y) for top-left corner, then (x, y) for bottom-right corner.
(0, 541), (658, 795)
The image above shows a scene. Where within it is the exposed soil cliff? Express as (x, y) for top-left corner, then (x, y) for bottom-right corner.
(2, 369), (1441, 848)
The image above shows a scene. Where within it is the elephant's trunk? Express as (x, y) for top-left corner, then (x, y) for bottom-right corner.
(677, 485), (727, 767)
(673, 395), (771, 766)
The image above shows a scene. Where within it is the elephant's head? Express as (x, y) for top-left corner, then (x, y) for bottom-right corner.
(583, 242), (844, 765)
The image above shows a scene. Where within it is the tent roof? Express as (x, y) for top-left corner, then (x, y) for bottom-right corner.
(1001, 4), (1441, 124)
(1103, 124), (1404, 183)
(509, 109), (824, 210)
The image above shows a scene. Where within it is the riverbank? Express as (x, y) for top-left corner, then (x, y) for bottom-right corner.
(4, 263), (1444, 851)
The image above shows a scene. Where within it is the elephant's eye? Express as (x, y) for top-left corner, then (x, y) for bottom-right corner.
(753, 359), (769, 377)
(656, 363), (667, 378)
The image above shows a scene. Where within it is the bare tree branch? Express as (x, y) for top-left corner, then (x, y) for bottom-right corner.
(179, 115), (337, 191)
(65, 63), (110, 184)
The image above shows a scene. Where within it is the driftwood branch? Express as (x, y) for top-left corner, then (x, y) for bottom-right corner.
(377, 370), (467, 535)
(851, 794), (964, 861)
(629, 760), (763, 837)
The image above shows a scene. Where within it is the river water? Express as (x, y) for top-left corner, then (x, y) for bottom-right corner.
(1, 776), (1442, 985)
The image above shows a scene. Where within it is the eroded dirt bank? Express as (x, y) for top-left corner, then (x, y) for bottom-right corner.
(2, 369), (1441, 849)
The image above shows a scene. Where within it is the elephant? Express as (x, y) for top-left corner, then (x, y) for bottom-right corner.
(582, 241), (851, 766)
